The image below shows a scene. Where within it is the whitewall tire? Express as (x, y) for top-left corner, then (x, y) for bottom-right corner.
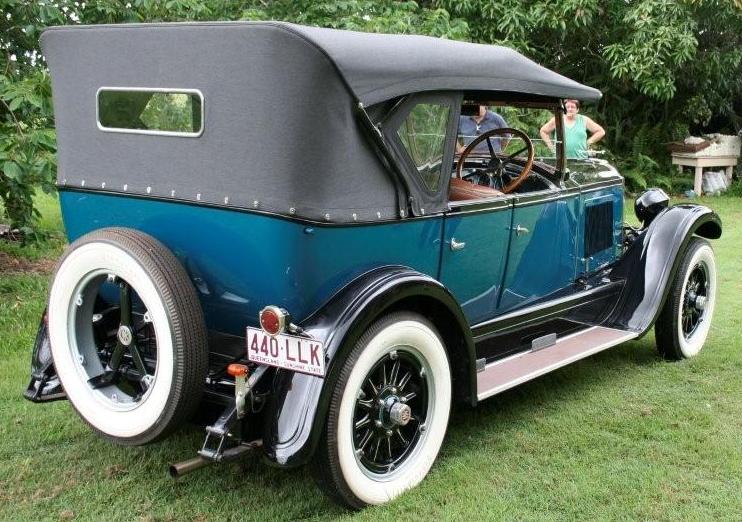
(48, 228), (208, 445)
(655, 238), (717, 360)
(313, 312), (451, 508)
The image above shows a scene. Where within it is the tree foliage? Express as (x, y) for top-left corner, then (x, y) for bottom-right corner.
(1, 0), (741, 234)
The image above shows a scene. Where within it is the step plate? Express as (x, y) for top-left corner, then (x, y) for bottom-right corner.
(477, 326), (638, 401)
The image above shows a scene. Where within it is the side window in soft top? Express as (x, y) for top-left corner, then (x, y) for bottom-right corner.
(396, 103), (451, 192)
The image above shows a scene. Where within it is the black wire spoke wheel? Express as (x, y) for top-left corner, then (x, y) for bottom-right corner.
(352, 349), (429, 475)
(681, 263), (708, 339)
(655, 237), (717, 360)
(312, 312), (451, 508)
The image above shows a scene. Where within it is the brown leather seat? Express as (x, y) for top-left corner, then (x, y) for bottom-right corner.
(448, 177), (503, 202)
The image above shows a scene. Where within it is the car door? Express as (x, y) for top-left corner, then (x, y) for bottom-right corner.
(497, 191), (580, 312)
(439, 198), (513, 325)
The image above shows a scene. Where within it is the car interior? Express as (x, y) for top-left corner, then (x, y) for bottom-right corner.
(450, 101), (562, 201)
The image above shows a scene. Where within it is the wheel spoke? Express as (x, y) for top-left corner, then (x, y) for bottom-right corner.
(398, 371), (411, 391)
(396, 428), (408, 445)
(108, 341), (126, 371)
(367, 378), (379, 395)
(357, 398), (374, 410)
(486, 137), (496, 157)
(355, 414), (371, 430)
(388, 359), (399, 387)
(129, 343), (148, 377)
(88, 370), (118, 389)
(373, 438), (382, 462)
(382, 361), (388, 386)
(402, 391), (416, 402)
(358, 429), (373, 452)
(386, 437), (392, 460)
(119, 282), (132, 327)
(505, 145), (529, 163)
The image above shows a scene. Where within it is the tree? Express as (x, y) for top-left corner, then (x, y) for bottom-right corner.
(1, 0), (741, 235)
(433, 0), (742, 188)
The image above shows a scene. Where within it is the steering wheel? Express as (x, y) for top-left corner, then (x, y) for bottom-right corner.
(455, 127), (535, 194)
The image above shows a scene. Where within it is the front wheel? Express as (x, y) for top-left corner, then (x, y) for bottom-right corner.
(655, 237), (717, 359)
(313, 312), (451, 508)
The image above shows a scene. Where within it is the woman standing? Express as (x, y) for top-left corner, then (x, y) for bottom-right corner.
(540, 99), (605, 159)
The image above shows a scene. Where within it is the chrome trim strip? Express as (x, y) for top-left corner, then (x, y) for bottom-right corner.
(476, 326), (638, 401)
(578, 181), (623, 193)
(513, 190), (576, 207)
(447, 196), (512, 214)
(96, 86), (205, 138)
(471, 284), (617, 335)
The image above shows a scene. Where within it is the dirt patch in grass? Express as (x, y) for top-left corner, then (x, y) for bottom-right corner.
(0, 249), (55, 274)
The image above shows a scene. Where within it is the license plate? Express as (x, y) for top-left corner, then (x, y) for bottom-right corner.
(246, 327), (325, 377)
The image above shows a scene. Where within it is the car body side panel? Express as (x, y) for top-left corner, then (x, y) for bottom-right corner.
(59, 190), (443, 334)
(439, 204), (513, 324)
(498, 195), (579, 312)
(605, 204), (722, 335)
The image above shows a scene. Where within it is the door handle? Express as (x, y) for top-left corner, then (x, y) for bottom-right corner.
(512, 225), (529, 236)
(450, 238), (466, 251)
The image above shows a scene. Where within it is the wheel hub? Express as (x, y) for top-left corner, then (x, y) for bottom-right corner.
(117, 324), (133, 346)
(389, 402), (412, 426)
(352, 349), (430, 475)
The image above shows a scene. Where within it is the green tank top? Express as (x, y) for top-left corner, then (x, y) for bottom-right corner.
(563, 114), (588, 159)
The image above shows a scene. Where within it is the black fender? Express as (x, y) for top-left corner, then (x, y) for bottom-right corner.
(262, 265), (475, 467)
(23, 309), (66, 403)
(605, 204), (721, 335)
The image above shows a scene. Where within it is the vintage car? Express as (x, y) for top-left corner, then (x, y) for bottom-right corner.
(25, 22), (721, 508)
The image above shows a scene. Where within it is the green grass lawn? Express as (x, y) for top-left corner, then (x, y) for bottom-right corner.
(1, 196), (740, 521)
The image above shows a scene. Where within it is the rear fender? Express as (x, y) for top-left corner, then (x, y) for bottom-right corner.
(262, 266), (474, 467)
(24, 309), (67, 402)
(605, 204), (721, 335)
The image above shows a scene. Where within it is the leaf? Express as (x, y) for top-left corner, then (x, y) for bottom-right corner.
(3, 161), (23, 180)
(8, 97), (23, 112)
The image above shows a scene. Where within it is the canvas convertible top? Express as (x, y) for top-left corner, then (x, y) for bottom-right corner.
(269, 23), (602, 105)
(42, 22), (601, 223)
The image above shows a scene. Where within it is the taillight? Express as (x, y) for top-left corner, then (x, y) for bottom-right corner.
(259, 306), (289, 336)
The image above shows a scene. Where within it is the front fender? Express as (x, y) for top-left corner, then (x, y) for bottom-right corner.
(262, 266), (474, 467)
(606, 204), (721, 335)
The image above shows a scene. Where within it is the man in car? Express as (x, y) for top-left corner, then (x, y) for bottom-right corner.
(457, 104), (509, 154)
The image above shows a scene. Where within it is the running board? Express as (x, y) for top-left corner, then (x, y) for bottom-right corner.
(477, 326), (638, 401)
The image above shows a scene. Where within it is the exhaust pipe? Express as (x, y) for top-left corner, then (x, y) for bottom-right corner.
(169, 456), (211, 478)
(169, 440), (262, 478)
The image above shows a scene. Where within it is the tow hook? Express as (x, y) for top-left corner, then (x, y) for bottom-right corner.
(169, 364), (268, 477)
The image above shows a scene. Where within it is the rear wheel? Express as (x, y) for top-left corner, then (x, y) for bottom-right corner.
(48, 228), (208, 445)
(313, 312), (451, 508)
(655, 237), (717, 360)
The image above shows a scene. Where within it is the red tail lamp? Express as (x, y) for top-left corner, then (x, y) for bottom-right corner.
(259, 306), (289, 336)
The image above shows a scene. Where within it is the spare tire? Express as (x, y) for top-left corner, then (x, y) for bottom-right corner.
(48, 227), (208, 445)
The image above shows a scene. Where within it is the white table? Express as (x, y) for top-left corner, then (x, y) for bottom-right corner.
(671, 153), (737, 194)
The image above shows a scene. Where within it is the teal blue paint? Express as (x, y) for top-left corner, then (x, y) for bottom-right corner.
(499, 197), (580, 312)
(59, 191), (443, 335)
(439, 208), (513, 324)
